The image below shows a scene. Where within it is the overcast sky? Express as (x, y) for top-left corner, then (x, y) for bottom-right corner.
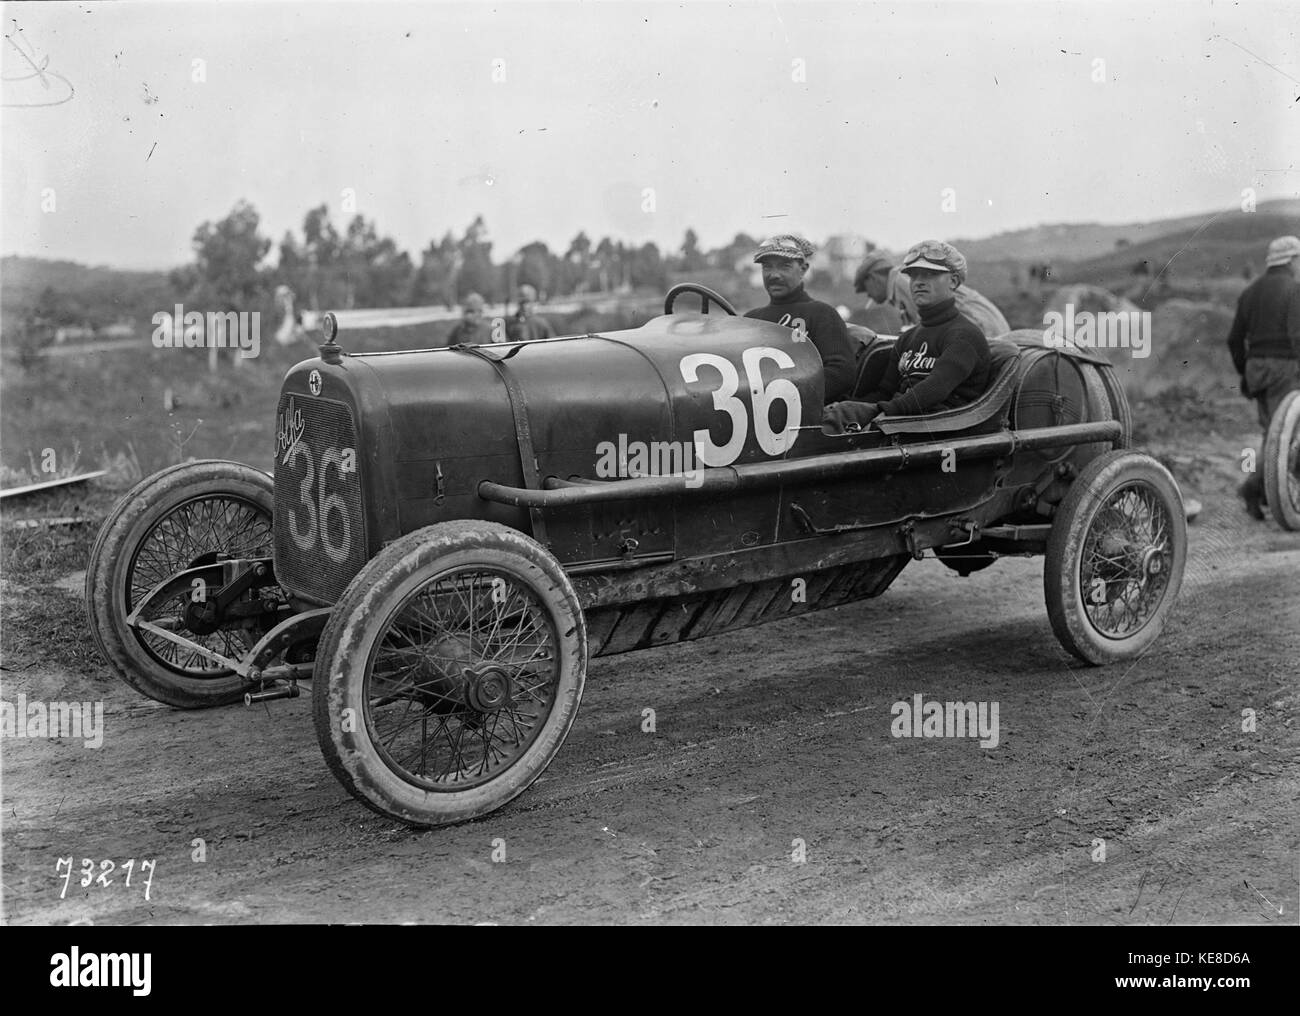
(2, 0), (1296, 269)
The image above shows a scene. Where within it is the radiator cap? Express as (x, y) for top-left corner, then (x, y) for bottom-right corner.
(319, 312), (343, 364)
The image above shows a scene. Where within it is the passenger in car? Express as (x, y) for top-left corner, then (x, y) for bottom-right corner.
(744, 234), (857, 403)
(824, 240), (991, 432)
(854, 252), (1011, 339)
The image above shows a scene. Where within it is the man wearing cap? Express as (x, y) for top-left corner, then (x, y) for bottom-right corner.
(825, 240), (991, 432)
(446, 292), (490, 345)
(1226, 234), (1300, 518)
(506, 283), (556, 343)
(744, 235), (857, 403)
(854, 252), (1011, 339)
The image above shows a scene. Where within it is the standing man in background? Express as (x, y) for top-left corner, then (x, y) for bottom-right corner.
(1227, 235), (1300, 519)
(506, 283), (556, 342)
(446, 292), (490, 345)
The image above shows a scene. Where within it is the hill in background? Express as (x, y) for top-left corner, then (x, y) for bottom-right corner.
(952, 198), (1300, 266)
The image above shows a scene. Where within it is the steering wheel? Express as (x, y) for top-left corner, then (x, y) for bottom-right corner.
(664, 283), (738, 317)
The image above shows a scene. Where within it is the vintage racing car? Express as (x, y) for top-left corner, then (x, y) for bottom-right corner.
(86, 284), (1188, 826)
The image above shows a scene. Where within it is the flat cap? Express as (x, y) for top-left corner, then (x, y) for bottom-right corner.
(753, 234), (817, 263)
(900, 239), (967, 286)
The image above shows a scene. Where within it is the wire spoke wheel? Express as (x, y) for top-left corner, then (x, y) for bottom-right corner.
(365, 567), (559, 791)
(313, 521), (586, 827)
(1077, 486), (1173, 639)
(127, 495), (276, 676)
(1045, 451), (1187, 664)
(86, 460), (278, 707)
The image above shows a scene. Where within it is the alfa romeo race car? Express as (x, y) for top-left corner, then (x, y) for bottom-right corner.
(86, 284), (1191, 826)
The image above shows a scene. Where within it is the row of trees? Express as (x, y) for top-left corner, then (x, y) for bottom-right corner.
(6, 204), (782, 368)
(172, 201), (776, 318)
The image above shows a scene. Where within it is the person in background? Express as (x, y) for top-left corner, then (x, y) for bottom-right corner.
(446, 292), (490, 345)
(744, 234), (857, 403)
(506, 283), (556, 342)
(825, 240), (990, 432)
(854, 251), (1011, 339)
(1226, 234), (1300, 519)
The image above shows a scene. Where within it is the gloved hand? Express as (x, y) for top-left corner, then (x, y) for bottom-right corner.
(822, 401), (881, 434)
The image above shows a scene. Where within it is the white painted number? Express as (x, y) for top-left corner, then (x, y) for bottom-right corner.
(287, 443), (353, 563)
(679, 353), (746, 467)
(743, 347), (800, 455)
(679, 347), (802, 466)
(317, 446), (353, 564)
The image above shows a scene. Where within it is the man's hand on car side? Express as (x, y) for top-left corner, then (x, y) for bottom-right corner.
(821, 400), (881, 434)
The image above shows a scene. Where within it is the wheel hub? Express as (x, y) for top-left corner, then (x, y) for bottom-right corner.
(399, 633), (482, 714)
(183, 599), (222, 635)
(462, 665), (512, 713)
(1141, 545), (1165, 578)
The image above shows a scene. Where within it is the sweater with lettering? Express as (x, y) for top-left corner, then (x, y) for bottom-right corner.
(744, 285), (856, 402)
(864, 297), (990, 415)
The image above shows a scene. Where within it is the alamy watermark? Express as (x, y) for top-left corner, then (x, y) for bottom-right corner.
(1043, 303), (1151, 359)
(1, 695), (103, 748)
(151, 305), (261, 359)
(595, 434), (704, 488)
(890, 694), (999, 748)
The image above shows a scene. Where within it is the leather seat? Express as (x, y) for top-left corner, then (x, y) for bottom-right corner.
(870, 336), (1023, 436)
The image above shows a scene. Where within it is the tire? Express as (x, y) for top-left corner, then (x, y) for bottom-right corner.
(1044, 450), (1186, 665)
(85, 460), (275, 707)
(1263, 390), (1300, 531)
(1097, 364), (1133, 450)
(312, 520), (587, 827)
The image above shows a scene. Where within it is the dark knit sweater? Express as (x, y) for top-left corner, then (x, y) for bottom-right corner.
(1226, 265), (1300, 371)
(744, 286), (856, 402)
(865, 297), (990, 415)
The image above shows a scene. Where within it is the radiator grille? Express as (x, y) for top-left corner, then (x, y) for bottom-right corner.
(273, 393), (367, 603)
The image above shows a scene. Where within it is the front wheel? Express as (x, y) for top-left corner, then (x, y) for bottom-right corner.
(1263, 390), (1300, 531)
(85, 460), (277, 707)
(312, 521), (587, 827)
(1044, 451), (1186, 665)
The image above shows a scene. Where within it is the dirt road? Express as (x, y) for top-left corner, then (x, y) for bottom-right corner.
(3, 465), (1297, 926)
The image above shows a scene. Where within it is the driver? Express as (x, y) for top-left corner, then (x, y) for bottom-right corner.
(744, 234), (856, 403)
(824, 240), (990, 432)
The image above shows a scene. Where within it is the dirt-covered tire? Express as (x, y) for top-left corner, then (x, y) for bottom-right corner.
(312, 520), (587, 827)
(85, 460), (275, 707)
(1263, 390), (1300, 531)
(1044, 450), (1186, 665)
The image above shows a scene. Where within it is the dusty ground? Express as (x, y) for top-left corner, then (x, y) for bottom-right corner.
(1, 406), (1297, 926)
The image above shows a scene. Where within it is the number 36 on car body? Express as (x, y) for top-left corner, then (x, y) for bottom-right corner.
(679, 346), (803, 467)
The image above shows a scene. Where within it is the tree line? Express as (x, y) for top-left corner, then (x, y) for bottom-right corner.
(3, 200), (775, 364)
(175, 200), (770, 316)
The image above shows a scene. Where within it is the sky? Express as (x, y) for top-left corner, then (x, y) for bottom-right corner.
(2, 0), (1297, 270)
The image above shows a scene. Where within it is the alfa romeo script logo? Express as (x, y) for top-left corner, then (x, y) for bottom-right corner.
(308, 369), (322, 396)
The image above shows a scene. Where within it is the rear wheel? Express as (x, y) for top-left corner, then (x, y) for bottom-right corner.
(312, 521), (586, 827)
(1263, 390), (1300, 530)
(85, 460), (276, 707)
(1044, 451), (1186, 664)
